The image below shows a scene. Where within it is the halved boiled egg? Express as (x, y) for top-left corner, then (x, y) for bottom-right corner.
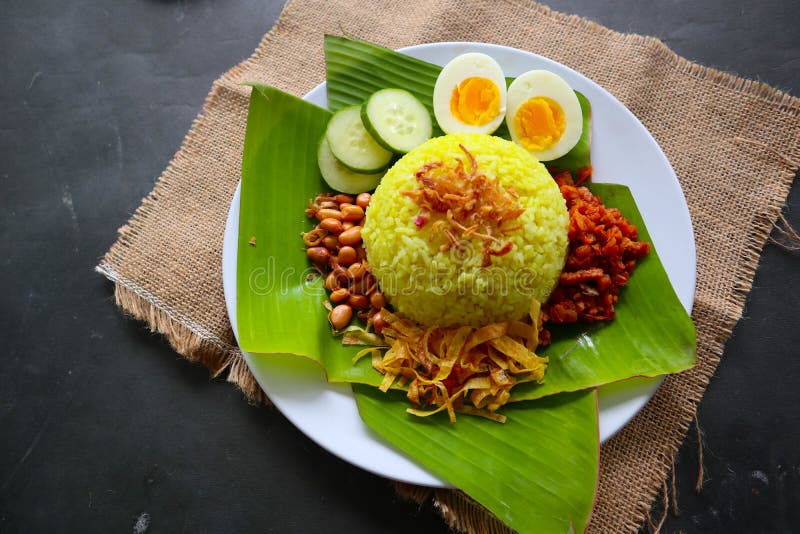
(505, 70), (583, 162)
(432, 53), (507, 135)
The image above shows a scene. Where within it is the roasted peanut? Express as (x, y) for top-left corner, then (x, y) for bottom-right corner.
(348, 294), (369, 310)
(356, 193), (371, 209)
(372, 311), (388, 334)
(341, 221), (354, 231)
(359, 272), (377, 295)
(322, 234), (339, 250)
(319, 200), (338, 209)
(347, 262), (367, 280)
(302, 228), (327, 247)
(339, 226), (362, 246)
(329, 304), (353, 330)
(324, 271), (339, 291)
(316, 208), (343, 221)
(332, 264), (350, 286)
(336, 246), (357, 266)
(349, 275), (372, 296)
(319, 218), (344, 233)
(369, 291), (386, 310)
(306, 246), (330, 264)
(341, 204), (365, 222)
(334, 194), (355, 205)
(330, 288), (350, 303)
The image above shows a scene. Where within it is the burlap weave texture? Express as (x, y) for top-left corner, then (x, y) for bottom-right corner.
(97, 1), (800, 531)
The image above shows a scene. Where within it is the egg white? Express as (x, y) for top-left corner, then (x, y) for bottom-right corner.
(505, 70), (583, 162)
(432, 53), (507, 135)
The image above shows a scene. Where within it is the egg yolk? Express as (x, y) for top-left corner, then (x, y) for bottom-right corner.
(450, 77), (501, 126)
(513, 97), (566, 151)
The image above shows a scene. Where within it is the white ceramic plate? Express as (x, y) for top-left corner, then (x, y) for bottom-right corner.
(222, 42), (696, 489)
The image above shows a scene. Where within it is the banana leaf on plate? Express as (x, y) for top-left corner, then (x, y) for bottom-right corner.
(237, 42), (695, 397)
(233, 37), (695, 533)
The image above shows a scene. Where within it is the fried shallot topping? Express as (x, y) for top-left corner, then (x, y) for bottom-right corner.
(402, 144), (525, 267)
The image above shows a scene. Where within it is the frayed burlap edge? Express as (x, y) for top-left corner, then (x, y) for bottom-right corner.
(95, 264), (268, 406)
(92, 8), (300, 405)
(395, 483), (513, 534)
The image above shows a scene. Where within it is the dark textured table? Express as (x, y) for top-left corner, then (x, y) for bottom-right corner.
(2, 1), (798, 532)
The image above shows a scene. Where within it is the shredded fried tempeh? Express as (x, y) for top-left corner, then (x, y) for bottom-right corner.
(367, 301), (547, 423)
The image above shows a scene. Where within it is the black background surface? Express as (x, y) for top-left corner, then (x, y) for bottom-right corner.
(1, 1), (798, 532)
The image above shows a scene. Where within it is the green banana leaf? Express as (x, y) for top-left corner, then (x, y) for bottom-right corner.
(237, 45), (693, 534)
(237, 83), (695, 398)
(237, 85), (600, 529)
(324, 35), (591, 176)
(354, 385), (599, 534)
(237, 83), (382, 386)
(321, 35), (695, 395)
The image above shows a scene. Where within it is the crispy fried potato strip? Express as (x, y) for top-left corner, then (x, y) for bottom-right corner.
(368, 303), (548, 423)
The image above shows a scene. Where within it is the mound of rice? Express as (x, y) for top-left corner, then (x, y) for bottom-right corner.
(362, 133), (568, 327)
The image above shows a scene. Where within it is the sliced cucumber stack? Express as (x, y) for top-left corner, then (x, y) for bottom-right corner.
(317, 138), (383, 194)
(325, 105), (393, 174)
(361, 89), (432, 154)
(319, 90), (434, 193)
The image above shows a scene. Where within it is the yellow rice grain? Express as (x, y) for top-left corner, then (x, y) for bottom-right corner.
(362, 133), (568, 327)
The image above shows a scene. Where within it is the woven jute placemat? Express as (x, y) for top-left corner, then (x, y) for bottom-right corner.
(96, 0), (800, 531)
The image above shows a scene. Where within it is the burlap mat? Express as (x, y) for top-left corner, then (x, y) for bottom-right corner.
(97, 0), (800, 531)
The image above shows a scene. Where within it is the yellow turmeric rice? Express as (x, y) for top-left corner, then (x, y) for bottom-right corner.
(362, 133), (569, 327)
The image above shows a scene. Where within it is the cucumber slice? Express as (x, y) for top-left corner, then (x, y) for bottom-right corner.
(317, 137), (383, 194)
(325, 105), (393, 173)
(361, 89), (433, 154)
